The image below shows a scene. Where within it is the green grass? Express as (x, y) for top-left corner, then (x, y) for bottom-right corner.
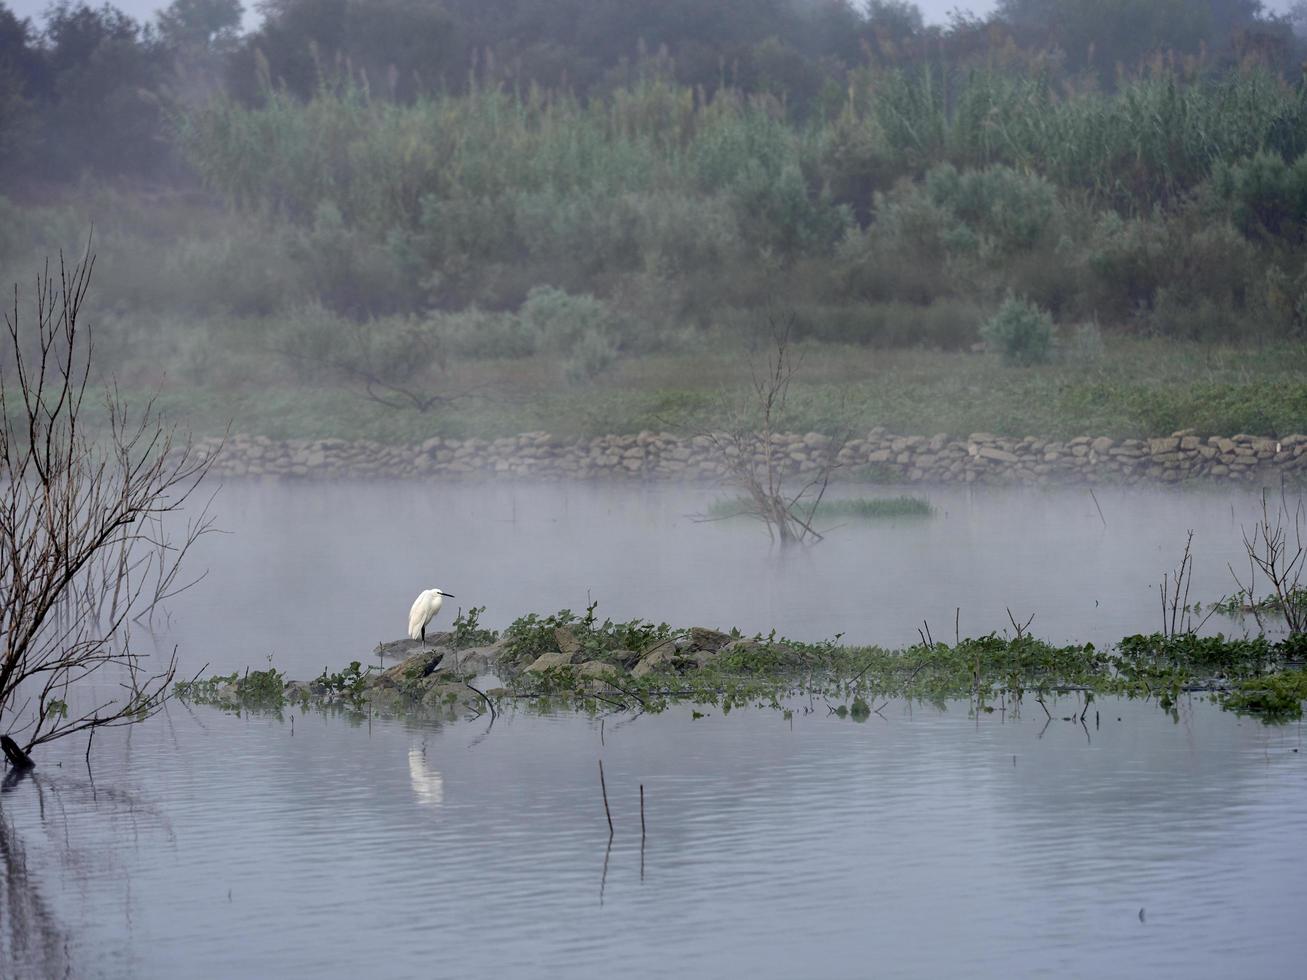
(121, 336), (1307, 444)
(708, 495), (934, 521)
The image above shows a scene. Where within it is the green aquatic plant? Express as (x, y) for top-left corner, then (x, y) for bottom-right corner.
(501, 600), (672, 667)
(1192, 588), (1307, 620)
(707, 495), (933, 521)
(1218, 670), (1307, 723)
(450, 606), (499, 648)
(176, 666), (287, 711)
(182, 615), (1307, 728)
(315, 661), (370, 704)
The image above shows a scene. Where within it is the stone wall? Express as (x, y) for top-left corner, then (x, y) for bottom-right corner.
(192, 428), (1307, 485)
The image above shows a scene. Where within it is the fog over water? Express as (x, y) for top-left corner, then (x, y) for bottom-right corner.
(5, 0), (1307, 973)
(4, 480), (1306, 978)
(159, 479), (1272, 679)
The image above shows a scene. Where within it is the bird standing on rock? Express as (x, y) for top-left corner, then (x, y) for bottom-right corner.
(408, 588), (455, 643)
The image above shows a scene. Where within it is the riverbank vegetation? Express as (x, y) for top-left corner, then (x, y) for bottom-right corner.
(177, 610), (1307, 727)
(3, 1), (1307, 442)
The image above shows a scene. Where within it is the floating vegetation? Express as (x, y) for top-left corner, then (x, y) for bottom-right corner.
(707, 495), (934, 522)
(1218, 670), (1307, 723)
(175, 666), (287, 712)
(178, 604), (1307, 727)
(1193, 587), (1307, 620)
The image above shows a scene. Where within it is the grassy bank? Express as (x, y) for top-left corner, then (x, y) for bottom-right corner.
(130, 338), (1307, 444)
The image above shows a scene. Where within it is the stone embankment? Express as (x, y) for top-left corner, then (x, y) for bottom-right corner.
(192, 428), (1307, 485)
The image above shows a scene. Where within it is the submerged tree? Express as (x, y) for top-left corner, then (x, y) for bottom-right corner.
(0, 247), (215, 768)
(700, 313), (848, 546)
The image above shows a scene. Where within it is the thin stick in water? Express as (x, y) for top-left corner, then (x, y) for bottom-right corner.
(1089, 488), (1107, 527)
(599, 759), (614, 837)
(640, 783), (646, 839)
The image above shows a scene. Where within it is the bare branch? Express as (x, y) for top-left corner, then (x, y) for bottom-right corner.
(1, 244), (217, 760)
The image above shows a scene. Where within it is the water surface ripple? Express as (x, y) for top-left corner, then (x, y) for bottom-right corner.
(3, 694), (1305, 978)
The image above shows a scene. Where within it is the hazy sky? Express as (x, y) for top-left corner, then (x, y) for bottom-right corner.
(8, 1), (988, 29)
(4, 0), (1300, 32)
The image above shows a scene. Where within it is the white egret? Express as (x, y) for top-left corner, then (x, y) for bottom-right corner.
(408, 588), (455, 642)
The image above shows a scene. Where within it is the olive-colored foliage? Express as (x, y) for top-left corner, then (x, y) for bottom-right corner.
(175, 666), (287, 711)
(180, 611), (1307, 727)
(501, 602), (673, 668)
(450, 606), (499, 648)
(1219, 671), (1307, 723)
(981, 295), (1054, 366)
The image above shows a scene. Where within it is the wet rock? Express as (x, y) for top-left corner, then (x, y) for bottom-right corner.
(379, 649), (448, 686)
(633, 640), (686, 677)
(554, 626), (581, 655)
(526, 652), (575, 672)
(577, 660), (621, 678)
(688, 627), (733, 652)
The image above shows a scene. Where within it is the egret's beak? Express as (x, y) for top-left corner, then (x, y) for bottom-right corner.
(442, 591), (456, 597)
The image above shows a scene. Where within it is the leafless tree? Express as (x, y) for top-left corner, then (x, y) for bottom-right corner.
(1231, 489), (1306, 635)
(0, 246), (215, 767)
(699, 313), (848, 546)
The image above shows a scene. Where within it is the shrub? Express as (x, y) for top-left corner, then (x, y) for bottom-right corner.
(981, 295), (1054, 365)
(290, 201), (415, 316)
(1207, 151), (1307, 245)
(520, 286), (621, 352)
(430, 308), (537, 359)
(924, 163), (1061, 254)
(564, 328), (620, 383)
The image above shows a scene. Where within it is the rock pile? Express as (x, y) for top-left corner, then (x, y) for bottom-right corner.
(190, 428), (1307, 485)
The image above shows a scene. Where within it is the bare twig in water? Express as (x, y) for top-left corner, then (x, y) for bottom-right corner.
(687, 311), (850, 546)
(1006, 609), (1035, 639)
(1230, 489), (1306, 634)
(598, 759), (614, 837)
(1089, 488), (1107, 527)
(1160, 531), (1196, 638)
(465, 682), (497, 725)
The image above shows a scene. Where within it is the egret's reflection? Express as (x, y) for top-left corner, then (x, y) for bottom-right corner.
(408, 747), (444, 807)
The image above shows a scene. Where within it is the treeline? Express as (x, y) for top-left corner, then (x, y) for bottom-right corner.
(2, 0), (1307, 383)
(2, 0), (1304, 183)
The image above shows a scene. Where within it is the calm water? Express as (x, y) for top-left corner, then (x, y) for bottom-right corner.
(3, 480), (1305, 978)
(3, 694), (1305, 978)
(160, 479), (1271, 679)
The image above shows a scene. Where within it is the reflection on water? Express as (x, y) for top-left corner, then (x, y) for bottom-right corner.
(162, 479), (1275, 679)
(5, 480), (1305, 977)
(407, 746), (444, 807)
(2, 693), (1306, 978)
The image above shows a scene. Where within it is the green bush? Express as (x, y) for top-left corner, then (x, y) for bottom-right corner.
(431, 308), (537, 359)
(924, 163), (1061, 254)
(520, 286), (621, 352)
(981, 295), (1054, 365)
(564, 328), (620, 383)
(1207, 151), (1307, 244)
